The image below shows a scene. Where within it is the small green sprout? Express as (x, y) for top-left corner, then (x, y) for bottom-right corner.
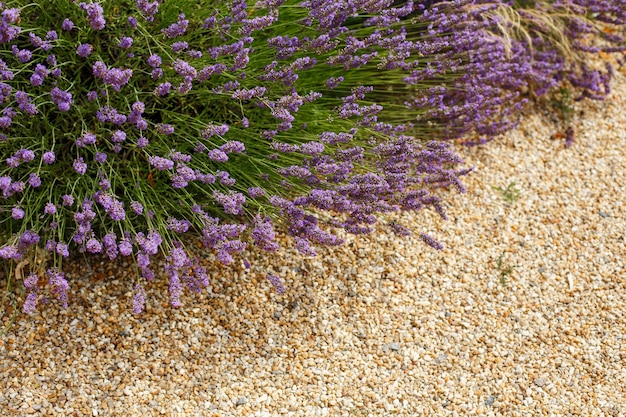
(496, 251), (517, 286)
(493, 181), (522, 204)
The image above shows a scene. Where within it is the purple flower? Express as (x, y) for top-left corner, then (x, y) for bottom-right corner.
(77, 132), (96, 147)
(44, 203), (56, 215)
(111, 130), (126, 143)
(62, 195), (74, 206)
(419, 233), (444, 250)
(208, 149), (228, 162)
(24, 273), (38, 290)
(28, 174), (41, 188)
(20, 230), (40, 246)
(147, 54), (162, 68)
(30, 35), (43, 49)
(162, 14), (188, 38)
(220, 141), (245, 154)
(171, 41), (188, 53)
(132, 284), (146, 314)
(12, 46), (32, 63)
(61, 18), (74, 31)
(301, 141), (325, 155)
(50, 87), (73, 112)
(118, 239), (133, 256)
(10, 180), (24, 194)
(173, 59), (197, 78)
(119, 37), (133, 49)
(156, 124), (174, 135)
(151, 68), (163, 79)
(168, 269), (183, 307)
(95, 152), (107, 163)
(79, 2), (106, 30)
(2, 8), (20, 24)
(103, 68), (133, 91)
(266, 274), (286, 294)
(12, 207), (24, 220)
(23, 292), (38, 314)
(73, 157), (87, 175)
(76, 44), (93, 58)
(42, 151), (55, 164)
(86, 236), (103, 253)
(128, 17), (138, 29)
(131, 101), (145, 114)
(213, 190), (246, 215)
(98, 193), (126, 221)
(201, 124), (229, 138)
(6, 156), (18, 168)
(15, 91), (38, 115)
(252, 216), (279, 252)
(102, 233), (118, 259)
(169, 246), (191, 269)
(130, 201), (143, 215)
(92, 61), (107, 77)
(155, 82), (172, 96)
(45, 240), (57, 252)
(47, 268), (69, 308)
(135, 231), (162, 255)
(35, 63), (49, 77)
(148, 155), (174, 171)
(15, 149), (33, 163)
(167, 218), (191, 233)
(99, 178), (111, 190)
(56, 242), (69, 257)
(30, 74), (43, 87)
(325, 76), (344, 89)
(248, 187), (265, 198)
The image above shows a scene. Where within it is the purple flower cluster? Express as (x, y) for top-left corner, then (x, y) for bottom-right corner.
(79, 2), (105, 30)
(93, 61), (133, 91)
(50, 87), (73, 111)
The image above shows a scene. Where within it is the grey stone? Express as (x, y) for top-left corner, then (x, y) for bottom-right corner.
(387, 343), (400, 352)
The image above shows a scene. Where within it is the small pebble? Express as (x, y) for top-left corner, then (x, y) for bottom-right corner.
(387, 343), (400, 352)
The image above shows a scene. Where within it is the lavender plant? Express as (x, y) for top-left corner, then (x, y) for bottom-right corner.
(1, 0), (477, 313)
(1, 0), (624, 315)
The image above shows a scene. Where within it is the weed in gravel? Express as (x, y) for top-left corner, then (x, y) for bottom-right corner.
(496, 251), (517, 286)
(493, 181), (522, 204)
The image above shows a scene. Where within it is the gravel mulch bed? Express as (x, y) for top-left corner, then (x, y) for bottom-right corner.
(1, 69), (625, 416)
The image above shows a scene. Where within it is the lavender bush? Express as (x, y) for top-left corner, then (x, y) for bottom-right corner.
(1, 0), (476, 313)
(1, 0), (624, 315)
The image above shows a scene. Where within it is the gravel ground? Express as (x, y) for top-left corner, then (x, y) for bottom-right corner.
(1, 68), (625, 416)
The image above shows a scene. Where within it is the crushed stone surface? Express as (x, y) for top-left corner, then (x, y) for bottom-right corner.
(1, 70), (625, 416)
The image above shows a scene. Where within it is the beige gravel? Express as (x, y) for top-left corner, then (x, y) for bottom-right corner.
(1, 67), (626, 416)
